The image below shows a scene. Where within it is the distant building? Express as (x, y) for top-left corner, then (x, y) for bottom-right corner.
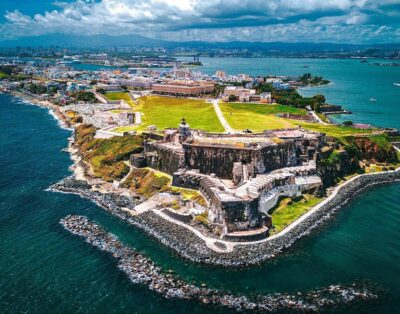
(152, 80), (215, 96)
(215, 70), (226, 80)
(222, 86), (261, 102)
(117, 78), (152, 89)
(272, 80), (291, 90)
(173, 66), (191, 80)
(260, 92), (272, 103)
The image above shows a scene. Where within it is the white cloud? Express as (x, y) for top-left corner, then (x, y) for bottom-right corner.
(0, 0), (399, 43)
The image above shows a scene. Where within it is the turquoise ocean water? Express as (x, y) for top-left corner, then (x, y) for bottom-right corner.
(1, 58), (400, 313)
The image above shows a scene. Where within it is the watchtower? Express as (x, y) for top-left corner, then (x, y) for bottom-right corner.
(178, 118), (191, 143)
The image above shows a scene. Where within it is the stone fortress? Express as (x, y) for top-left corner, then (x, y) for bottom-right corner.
(131, 119), (326, 240)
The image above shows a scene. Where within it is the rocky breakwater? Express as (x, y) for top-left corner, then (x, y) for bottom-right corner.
(60, 215), (378, 312)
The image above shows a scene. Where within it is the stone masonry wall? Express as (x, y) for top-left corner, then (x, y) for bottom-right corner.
(183, 141), (298, 179)
(145, 143), (185, 175)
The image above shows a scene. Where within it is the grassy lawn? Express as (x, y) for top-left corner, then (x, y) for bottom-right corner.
(114, 96), (224, 133)
(270, 195), (322, 234)
(295, 121), (376, 137)
(104, 92), (136, 106)
(220, 102), (379, 137)
(220, 102), (306, 131)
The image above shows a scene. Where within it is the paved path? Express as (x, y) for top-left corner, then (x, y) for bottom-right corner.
(211, 99), (234, 133)
(151, 208), (235, 253)
(307, 106), (328, 125)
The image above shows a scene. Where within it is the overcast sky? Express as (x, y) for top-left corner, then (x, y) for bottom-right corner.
(0, 0), (399, 43)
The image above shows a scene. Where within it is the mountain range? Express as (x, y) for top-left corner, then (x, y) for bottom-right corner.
(1, 33), (399, 52)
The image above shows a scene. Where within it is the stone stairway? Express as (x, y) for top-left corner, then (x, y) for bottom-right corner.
(270, 160), (317, 176)
(247, 173), (293, 199)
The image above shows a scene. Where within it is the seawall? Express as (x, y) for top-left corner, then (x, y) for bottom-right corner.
(51, 168), (400, 267)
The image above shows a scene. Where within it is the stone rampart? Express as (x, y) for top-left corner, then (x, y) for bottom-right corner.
(183, 140), (297, 179)
(144, 143), (185, 175)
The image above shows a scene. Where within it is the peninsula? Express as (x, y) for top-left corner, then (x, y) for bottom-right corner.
(1, 61), (400, 266)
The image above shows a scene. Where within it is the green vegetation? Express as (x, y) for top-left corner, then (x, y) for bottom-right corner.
(270, 195), (322, 234)
(75, 124), (144, 182)
(299, 73), (330, 86)
(343, 120), (354, 126)
(317, 113), (330, 123)
(220, 102), (307, 131)
(114, 96), (224, 133)
(122, 168), (171, 198)
(122, 167), (207, 204)
(104, 91), (135, 106)
(255, 82), (326, 110)
(96, 87), (106, 94)
(166, 186), (207, 206)
(195, 211), (209, 228)
(26, 83), (47, 94)
(211, 83), (225, 97)
(75, 91), (96, 103)
(0, 72), (10, 79)
(296, 121), (376, 137)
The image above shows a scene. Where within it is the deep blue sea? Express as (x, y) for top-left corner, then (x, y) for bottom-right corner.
(1, 58), (400, 313)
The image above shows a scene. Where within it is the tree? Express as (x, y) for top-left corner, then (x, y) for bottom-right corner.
(228, 94), (238, 102)
(76, 91), (96, 103)
(343, 120), (354, 127)
(96, 87), (106, 94)
(312, 94), (325, 104)
(212, 84), (225, 97)
(121, 85), (128, 91)
(314, 103), (321, 113)
(90, 80), (97, 85)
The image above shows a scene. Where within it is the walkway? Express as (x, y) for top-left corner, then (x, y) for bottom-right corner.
(211, 99), (234, 133)
(152, 208), (235, 253)
(307, 106), (328, 125)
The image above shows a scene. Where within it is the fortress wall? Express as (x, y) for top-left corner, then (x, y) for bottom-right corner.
(219, 199), (267, 232)
(144, 143), (185, 175)
(183, 141), (298, 179)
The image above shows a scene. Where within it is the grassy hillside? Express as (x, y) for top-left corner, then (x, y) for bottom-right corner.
(75, 124), (144, 181)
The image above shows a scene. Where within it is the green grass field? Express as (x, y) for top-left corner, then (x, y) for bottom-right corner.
(296, 121), (376, 137)
(104, 92), (136, 106)
(220, 102), (306, 131)
(220, 102), (377, 136)
(270, 195), (322, 234)
(114, 96), (224, 133)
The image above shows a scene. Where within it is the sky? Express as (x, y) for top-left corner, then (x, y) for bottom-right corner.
(0, 0), (399, 43)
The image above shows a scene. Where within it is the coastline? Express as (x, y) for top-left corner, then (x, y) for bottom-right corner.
(9, 91), (400, 267)
(50, 168), (400, 267)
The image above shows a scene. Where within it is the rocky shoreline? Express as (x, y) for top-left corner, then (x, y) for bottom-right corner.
(60, 215), (378, 312)
(51, 168), (400, 267)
